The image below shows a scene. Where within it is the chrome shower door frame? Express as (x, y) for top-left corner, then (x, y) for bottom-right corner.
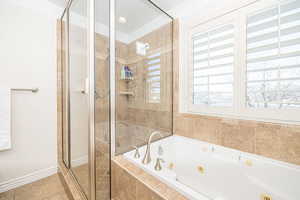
(59, 2), (71, 170)
(87, 0), (96, 199)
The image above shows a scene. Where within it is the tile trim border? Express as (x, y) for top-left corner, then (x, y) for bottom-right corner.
(0, 166), (58, 193)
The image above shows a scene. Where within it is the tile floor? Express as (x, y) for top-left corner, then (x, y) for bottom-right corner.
(0, 174), (72, 200)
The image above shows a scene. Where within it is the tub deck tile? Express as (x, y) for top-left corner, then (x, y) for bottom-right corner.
(112, 156), (188, 200)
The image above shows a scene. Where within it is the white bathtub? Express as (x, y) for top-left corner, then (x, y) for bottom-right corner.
(123, 135), (300, 200)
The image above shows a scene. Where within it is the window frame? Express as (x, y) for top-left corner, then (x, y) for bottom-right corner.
(181, 0), (300, 124)
(187, 12), (240, 117)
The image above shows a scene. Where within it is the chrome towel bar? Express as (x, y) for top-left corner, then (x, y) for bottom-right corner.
(11, 88), (39, 93)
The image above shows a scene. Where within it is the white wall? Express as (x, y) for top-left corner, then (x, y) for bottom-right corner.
(170, 0), (258, 21)
(0, 1), (60, 190)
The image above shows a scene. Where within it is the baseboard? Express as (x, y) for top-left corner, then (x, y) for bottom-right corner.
(0, 156), (88, 193)
(71, 155), (88, 168)
(0, 166), (58, 193)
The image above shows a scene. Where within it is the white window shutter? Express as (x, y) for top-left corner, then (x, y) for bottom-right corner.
(246, 0), (300, 108)
(146, 52), (161, 103)
(192, 24), (235, 107)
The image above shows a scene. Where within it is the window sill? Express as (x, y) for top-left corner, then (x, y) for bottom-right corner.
(181, 109), (300, 126)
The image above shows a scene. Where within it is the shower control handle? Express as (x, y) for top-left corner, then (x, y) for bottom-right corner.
(132, 146), (140, 159)
(154, 158), (165, 171)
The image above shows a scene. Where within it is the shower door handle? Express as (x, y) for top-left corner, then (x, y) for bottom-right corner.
(81, 78), (89, 94)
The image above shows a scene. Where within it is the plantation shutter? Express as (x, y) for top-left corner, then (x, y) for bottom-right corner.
(192, 24), (235, 107)
(146, 52), (161, 103)
(246, 0), (300, 108)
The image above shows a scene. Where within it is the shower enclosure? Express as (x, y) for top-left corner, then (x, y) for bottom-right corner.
(57, 0), (173, 200)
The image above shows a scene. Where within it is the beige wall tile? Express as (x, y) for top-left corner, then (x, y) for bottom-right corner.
(111, 162), (136, 200)
(221, 123), (255, 153)
(255, 124), (282, 161)
(278, 127), (300, 165)
(136, 181), (163, 200)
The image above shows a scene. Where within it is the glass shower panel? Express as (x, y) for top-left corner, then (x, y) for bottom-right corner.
(115, 0), (173, 154)
(69, 0), (89, 197)
(95, 0), (111, 199)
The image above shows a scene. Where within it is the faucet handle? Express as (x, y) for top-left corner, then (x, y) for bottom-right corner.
(154, 158), (165, 171)
(158, 145), (164, 156)
(132, 146), (140, 159)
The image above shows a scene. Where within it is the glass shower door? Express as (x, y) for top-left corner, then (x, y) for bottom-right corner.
(63, 0), (111, 199)
(114, 0), (173, 154)
(68, 0), (90, 197)
(95, 0), (111, 199)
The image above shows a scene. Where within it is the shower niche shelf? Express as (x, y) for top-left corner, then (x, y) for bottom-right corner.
(119, 91), (134, 96)
(120, 78), (134, 82)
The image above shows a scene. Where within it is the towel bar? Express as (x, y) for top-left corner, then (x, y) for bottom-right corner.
(11, 88), (39, 93)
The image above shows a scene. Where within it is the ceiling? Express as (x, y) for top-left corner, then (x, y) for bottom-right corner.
(48, 0), (187, 33)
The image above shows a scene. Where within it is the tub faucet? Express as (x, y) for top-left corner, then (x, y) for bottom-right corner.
(154, 158), (165, 171)
(142, 131), (163, 165)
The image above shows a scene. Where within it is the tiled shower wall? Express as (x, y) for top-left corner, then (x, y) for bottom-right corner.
(172, 20), (300, 166)
(115, 23), (173, 154)
(60, 22), (173, 155)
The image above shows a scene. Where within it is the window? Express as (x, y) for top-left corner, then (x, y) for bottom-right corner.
(246, 0), (300, 109)
(146, 52), (161, 103)
(183, 0), (300, 123)
(192, 24), (235, 107)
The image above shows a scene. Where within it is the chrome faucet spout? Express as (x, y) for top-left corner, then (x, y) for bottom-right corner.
(142, 131), (163, 165)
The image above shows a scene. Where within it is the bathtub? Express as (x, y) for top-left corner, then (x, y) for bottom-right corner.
(123, 135), (300, 200)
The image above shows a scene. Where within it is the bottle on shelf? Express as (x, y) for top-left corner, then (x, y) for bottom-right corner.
(121, 66), (134, 80)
